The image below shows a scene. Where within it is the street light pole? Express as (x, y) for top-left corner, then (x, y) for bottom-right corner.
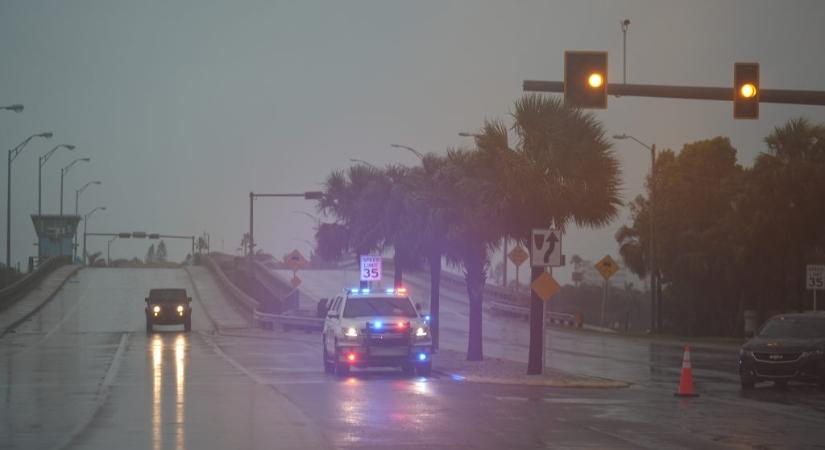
(38, 144), (75, 215)
(60, 158), (90, 215)
(6, 132), (52, 271)
(248, 191), (324, 273)
(107, 236), (116, 265)
(74, 181), (101, 261)
(613, 133), (658, 332)
(82, 206), (106, 266)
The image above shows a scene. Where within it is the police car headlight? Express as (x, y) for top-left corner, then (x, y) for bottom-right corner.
(415, 326), (428, 338)
(343, 327), (359, 338)
(153, 305), (161, 313)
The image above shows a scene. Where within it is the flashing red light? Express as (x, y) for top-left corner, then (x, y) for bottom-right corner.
(347, 353), (357, 362)
(397, 322), (406, 329)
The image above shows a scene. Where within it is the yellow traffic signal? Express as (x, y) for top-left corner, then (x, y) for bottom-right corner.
(734, 62), (759, 119)
(564, 51), (608, 109)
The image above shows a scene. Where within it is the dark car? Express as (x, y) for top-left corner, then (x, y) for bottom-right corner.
(738, 313), (825, 389)
(145, 288), (192, 332)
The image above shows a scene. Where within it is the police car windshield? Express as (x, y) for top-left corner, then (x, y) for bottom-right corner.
(758, 318), (825, 339)
(343, 296), (417, 318)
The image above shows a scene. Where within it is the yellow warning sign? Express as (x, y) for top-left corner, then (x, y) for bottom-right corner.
(285, 249), (308, 271)
(508, 245), (529, 267)
(531, 272), (560, 302)
(595, 255), (619, 280)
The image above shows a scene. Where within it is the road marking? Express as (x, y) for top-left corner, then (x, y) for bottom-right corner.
(52, 332), (129, 450)
(200, 333), (268, 385)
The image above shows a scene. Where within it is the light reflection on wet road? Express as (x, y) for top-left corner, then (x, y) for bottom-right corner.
(1, 267), (824, 449)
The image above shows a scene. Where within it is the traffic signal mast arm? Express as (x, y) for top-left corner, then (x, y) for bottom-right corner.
(523, 80), (825, 106)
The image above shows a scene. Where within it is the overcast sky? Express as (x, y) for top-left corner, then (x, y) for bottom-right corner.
(2, 0), (824, 282)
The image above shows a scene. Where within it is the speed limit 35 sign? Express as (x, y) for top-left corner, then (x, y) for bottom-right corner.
(807, 264), (825, 290)
(360, 256), (382, 282)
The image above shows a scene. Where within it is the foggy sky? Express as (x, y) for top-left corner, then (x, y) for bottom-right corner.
(2, 0), (824, 283)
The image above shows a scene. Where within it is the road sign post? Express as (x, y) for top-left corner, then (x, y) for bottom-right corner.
(595, 255), (620, 327)
(528, 229), (563, 375)
(806, 264), (825, 310)
(508, 245), (529, 287)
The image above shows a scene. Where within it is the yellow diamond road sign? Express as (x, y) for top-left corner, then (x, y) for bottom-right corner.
(531, 272), (560, 302)
(595, 255), (619, 280)
(285, 249), (308, 271)
(508, 245), (529, 267)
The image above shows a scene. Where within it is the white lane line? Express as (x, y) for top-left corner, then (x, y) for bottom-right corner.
(53, 332), (130, 450)
(200, 332), (268, 385)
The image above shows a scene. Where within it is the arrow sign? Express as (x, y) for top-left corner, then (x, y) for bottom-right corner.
(531, 229), (562, 267)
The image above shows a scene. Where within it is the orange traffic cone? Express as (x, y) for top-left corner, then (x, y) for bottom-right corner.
(674, 345), (700, 397)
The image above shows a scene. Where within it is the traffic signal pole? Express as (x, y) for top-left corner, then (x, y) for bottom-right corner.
(523, 81), (825, 106)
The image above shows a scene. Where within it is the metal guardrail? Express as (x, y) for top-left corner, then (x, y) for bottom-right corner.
(488, 300), (582, 328)
(0, 256), (70, 308)
(253, 309), (324, 332)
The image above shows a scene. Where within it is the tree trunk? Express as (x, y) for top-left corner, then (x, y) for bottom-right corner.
(429, 252), (442, 350)
(394, 252), (403, 288)
(465, 258), (485, 361)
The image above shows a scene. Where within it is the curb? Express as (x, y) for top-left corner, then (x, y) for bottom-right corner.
(455, 374), (630, 388)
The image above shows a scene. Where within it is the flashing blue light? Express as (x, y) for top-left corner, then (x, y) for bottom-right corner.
(362, 288), (370, 294)
(418, 353), (427, 361)
(374, 320), (383, 329)
(386, 288), (395, 294)
(424, 315), (431, 322)
(450, 374), (466, 381)
(351, 287), (360, 293)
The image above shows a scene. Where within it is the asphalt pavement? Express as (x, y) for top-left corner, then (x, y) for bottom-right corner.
(1, 266), (824, 449)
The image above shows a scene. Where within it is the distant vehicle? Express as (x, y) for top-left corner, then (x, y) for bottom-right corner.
(738, 313), (825, 389)
(145, 288), (192, 333)
(322, 287), (432, 377)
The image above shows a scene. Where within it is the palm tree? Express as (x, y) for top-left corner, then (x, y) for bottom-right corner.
(471, 94), (622, 371)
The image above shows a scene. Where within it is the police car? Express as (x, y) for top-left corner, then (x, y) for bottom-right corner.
(322, 287), (433, 377)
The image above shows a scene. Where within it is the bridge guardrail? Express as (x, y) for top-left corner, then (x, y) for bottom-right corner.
(0, 256), (70, 309)
(252, 309), (324, 332)
(488, 300), (581, 328)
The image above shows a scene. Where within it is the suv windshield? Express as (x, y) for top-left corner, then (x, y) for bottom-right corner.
(758, 318), (825, 339)
(149, 289), (187, 303)
(343, 296), (417, 318)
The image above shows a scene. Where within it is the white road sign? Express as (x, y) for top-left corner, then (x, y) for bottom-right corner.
(360, 255), (383, 282)
(531, 229), (562, 267)
(807, 264), (825, 291)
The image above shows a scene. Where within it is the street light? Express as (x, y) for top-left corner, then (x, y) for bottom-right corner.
(613, 133), (658, 332)
(107, 236), (117, 265)
(74, 181), (102, 260)
(82, 206), (106, 265)
(1, 104), (24, 113)
(349, 158), (378, 169)
(390, 143), (424, 160)
(6, 132), (53, 271)
(60, 158), (90, 215)
(38, 144), (75, 215)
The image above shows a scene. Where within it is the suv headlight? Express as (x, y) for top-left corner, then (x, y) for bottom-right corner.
(801, 349), (824, 358)
(177, 305), (184, 312)
(343, 327), (359, 338)
(153, 305), (161, 313)
(415, 326), (428, 338)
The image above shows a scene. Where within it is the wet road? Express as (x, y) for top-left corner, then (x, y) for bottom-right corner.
(2, 267), (825, 449)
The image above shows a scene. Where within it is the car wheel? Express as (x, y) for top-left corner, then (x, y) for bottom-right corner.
(322, 336), (334, 374)
(416, 361), (432, 377)
(774, 379), (788, 389)
(184, 317), (191, 332)
(739, 375), (755, 390)
(402, 362), (414, 376)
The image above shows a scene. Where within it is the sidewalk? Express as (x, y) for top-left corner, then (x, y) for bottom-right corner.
(185, 265), (250, 331)
(0, 264), (81, 336)
(434, 349), (629, 388)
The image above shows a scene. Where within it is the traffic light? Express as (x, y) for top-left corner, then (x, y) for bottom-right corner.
(132, 232), (147, 238)
(734, 62), (759, 119)
(148, 233), (160, 239)
(564, 51), (608, 109)
(117, 233), (131, 238)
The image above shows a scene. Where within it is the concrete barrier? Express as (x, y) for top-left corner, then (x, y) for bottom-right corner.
(201, 254), (260, 314)
(0, 256), (70, 309)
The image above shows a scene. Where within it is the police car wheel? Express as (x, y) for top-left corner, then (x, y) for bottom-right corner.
(401, 362), (414, 376)
(416, 362), (432, 377)
(335, 359), (350, 376)
(322, 339), (334, 374)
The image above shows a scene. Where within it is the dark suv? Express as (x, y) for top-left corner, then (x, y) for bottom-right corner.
(738, 313), (825, 389)
(145, 288), (192, 332)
